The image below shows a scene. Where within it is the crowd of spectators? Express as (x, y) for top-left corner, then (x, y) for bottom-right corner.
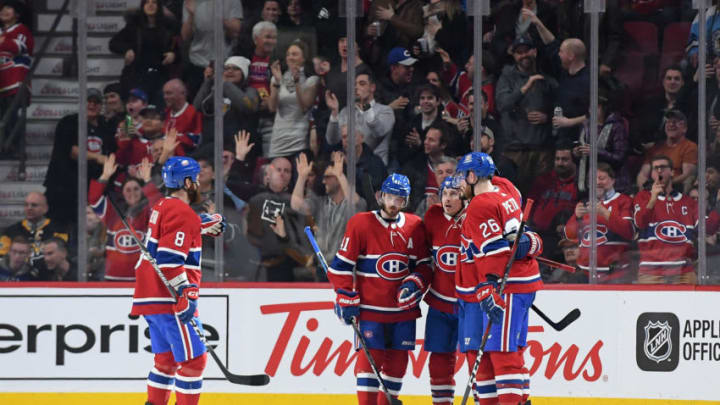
(5, 0), (720, 285)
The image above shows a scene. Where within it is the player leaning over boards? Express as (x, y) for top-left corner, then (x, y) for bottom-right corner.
(421, 176), (466, 404)
(327, 173), (433, 405)
(454, 152), (542, 405)
(130, 157), (225, 405)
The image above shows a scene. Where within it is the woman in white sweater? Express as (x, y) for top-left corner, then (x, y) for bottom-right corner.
(267, 39), (319, 158)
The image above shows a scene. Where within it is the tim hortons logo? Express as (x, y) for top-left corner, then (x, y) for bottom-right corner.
(260, 301), (603, 381)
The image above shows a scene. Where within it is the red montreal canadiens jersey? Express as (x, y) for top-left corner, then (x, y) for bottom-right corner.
(457, 185), (542, 301)
(0, 23), (33, 96)
(163, 103), (202, 155)
(328, 211), (433, 323)
(424, 204), (461, 313)
(633, 191), (701, 276)
(565, 192), (634, 273)
(131, 197), (202, 315)
(89, 179), (162, 281)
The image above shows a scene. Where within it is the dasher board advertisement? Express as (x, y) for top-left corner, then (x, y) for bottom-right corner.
(0, 286), (717, 402)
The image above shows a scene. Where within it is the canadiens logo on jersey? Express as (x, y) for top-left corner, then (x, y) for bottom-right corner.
(653, 220), (689, 244)
(435, 245), (459, 273)
(113, 229), (143, 253)
(581, 224), (609, 247)
(375, 253), (409, 281)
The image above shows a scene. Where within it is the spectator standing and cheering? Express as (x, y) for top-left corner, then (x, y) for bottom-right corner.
(327, 173), (432, 405)
(635, 109), (698, 193)
(325, 70), (395, 165)
(244, 21), (278, 156)
(496, 35), (557, 194)
(193, 56), (261, 166)
(181, 0), (243, 98)
(89, 155), (162, 281)
(291, 152), (366, 280)
(110, 0), (180, 106)
(551, 38), (589, 145)
(162, 79), (202, 155)
(267, 39), (320, 159)
(564, 163), (634, 283)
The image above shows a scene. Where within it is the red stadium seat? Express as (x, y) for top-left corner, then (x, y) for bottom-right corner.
(624, 21), (659, 54)
(659, 22), (691, 75)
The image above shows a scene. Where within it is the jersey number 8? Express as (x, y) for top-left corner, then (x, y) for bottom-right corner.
(174, 232), (185, 247)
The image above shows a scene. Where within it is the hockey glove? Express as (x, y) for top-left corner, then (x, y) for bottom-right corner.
(174, 284), (199, 324)
(334, 289), (360, 325)
(476, 280), (506, 324)
(200, 213), (226, 237)
(515, 231), (543, 259)
(397, 273), (426, 310)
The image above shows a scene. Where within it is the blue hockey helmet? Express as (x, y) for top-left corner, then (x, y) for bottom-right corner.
(162, 156), (201, 189)
(456, 152), (496, 180)
(380, 173), (411, 198)
(439, 176), (460, 195)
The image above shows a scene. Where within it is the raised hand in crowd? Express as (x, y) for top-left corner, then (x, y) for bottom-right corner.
(295, 152), (314, 179)
(234, 130), (255, 162)
(137, 157), (152, 183)
(436, 47), (451, 64)
(325, 90), (340, 115)
(161, 128), (179, 162)
(456, 116), (470, 134)
(99, 153), (118, 182)
(328, 151), (345, 179)
(389, 96), (410, 110)
(270, 60), (283, 84)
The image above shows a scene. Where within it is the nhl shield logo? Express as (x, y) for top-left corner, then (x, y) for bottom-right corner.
(643, 321), (672, 363)
(636, 312), (679, 371)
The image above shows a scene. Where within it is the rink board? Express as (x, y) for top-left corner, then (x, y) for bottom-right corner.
(0, 283), (718, 404)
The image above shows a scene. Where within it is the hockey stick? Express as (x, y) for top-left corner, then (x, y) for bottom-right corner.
(532, 305), (581, 332)
(304, 226), (403, 405)
(106, 195), (270, 386)
(460, 199), (534, 405)
(536, 256), (576, 273)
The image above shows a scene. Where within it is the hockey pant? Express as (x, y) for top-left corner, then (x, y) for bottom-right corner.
(424, 306), (458, 404)
(356, 348), (408, 405)
(464, 350), (529, 405)
(145, 313), (208, 405)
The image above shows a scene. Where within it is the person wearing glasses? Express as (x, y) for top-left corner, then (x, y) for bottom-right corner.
(635, 109), (698, 194)
(633, 155), (719, 284)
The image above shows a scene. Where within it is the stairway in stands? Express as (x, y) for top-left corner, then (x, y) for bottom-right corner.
(0, 0), (132, 228)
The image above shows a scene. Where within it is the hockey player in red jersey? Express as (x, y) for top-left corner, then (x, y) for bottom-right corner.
(422, 177), (466, 404)
(130, 156), (225, 405)
(328, 173), (433, 405)
(455, 152), (542, 405)
(565, 163), (634, 282)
